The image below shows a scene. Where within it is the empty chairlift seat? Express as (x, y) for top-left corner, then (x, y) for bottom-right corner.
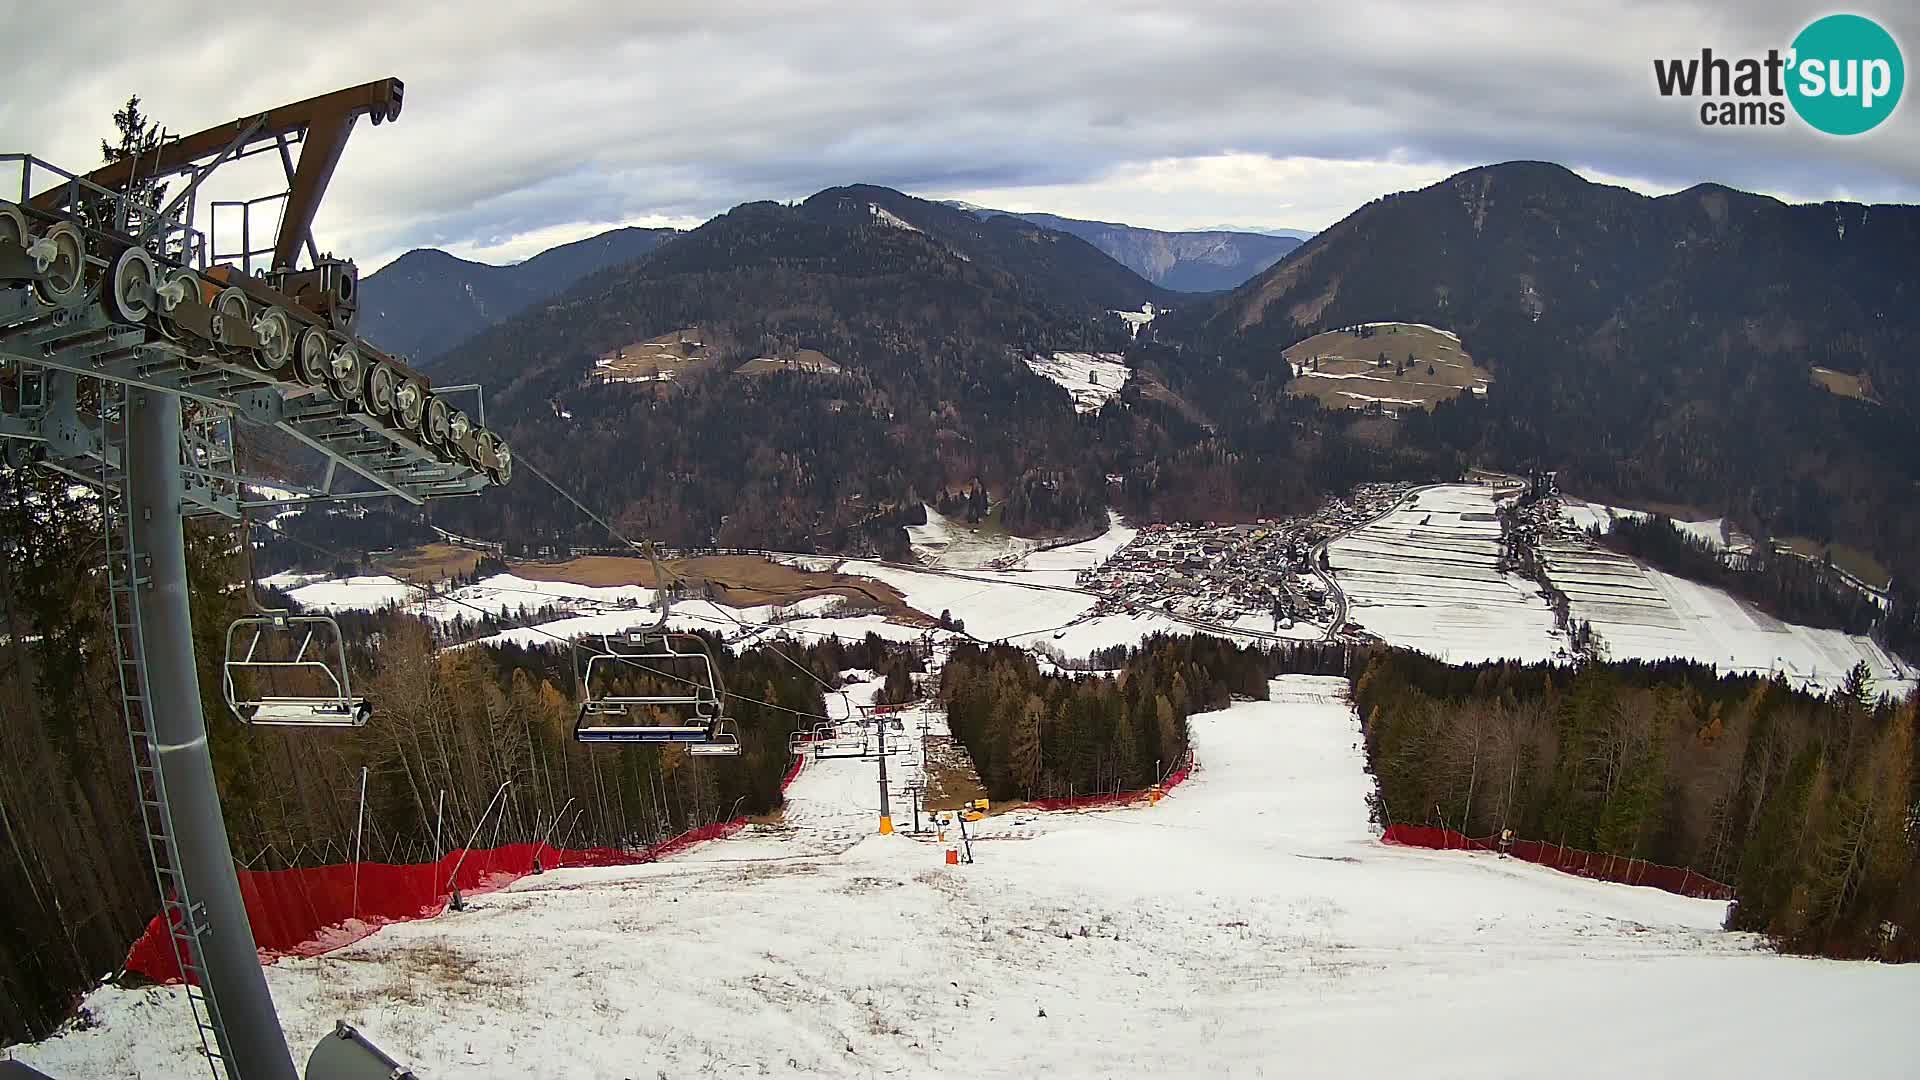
(223, 611), (371, 728)
(574, 631), (739, 755)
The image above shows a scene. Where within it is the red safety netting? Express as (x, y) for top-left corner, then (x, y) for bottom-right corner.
(1379, 824), (1734, 901)
(128, 756), (812, 984)
(1025, 754), (1195, 813)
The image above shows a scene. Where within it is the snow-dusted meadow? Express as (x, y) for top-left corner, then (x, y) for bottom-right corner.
(24, 676), (1915, 1078)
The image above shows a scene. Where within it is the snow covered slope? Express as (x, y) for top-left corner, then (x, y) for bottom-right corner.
(1539, 540), (1913, 694)
(1022, 352), (1132, 413)
(1329, 485), (1566, 663)
(25, 677), (1915, 1079)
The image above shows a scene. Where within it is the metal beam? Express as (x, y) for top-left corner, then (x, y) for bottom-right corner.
(29, 80), (401, 206)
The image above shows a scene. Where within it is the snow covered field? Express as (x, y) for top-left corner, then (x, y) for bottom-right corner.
(274, 570), (931, 651)
(1558, 498), (1752, 553)
(1539, 539), (1913, 694)
(839, 560), (1096, 642)
(905, 506), (1040, 568)
(1022, 351), (1132, 413)
(26, 676), (1915, 1079)
(1328, 485), (1566, 663)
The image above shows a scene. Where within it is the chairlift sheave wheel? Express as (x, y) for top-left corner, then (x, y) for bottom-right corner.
(154, 267), (206, 362)
(29, 222), (88, 308)
(295, 326), (332, 385)
(423, 394), (451, 447)
(108, 246), (158, 325)
(252, 307), (296, 374)
(365, 361), (399, 417)
(0, 202), (28, 251)
(328, 342), (367, 402)
(472, 429), (498, 473)
(212, 287), (252, 351)
(393, 379), (427, 432)
(487, 438), (513, 485)
(447, 408), (477, 464)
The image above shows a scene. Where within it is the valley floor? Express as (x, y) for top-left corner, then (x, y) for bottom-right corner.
(19, 677), (1915, 1078)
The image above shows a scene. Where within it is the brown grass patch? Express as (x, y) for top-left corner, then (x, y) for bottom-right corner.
(591, 327), (711, 385)
(923, 734), (990, 811)
(512, 554), (926, 622)
(1810, 366), (1875, 402)
(1282, 322), (1485, 412)
(735, 348), (844, 377)
(374, 542), (485, 583)
(1779, 536), (1892, 589)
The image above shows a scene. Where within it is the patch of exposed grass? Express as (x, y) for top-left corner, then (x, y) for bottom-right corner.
(1282, 322), (1486, 412)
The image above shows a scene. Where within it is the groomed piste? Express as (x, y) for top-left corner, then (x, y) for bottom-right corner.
(23, 676), (1916, 1078)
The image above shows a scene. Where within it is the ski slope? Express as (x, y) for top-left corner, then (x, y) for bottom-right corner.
(23, 676), (1915, 1079)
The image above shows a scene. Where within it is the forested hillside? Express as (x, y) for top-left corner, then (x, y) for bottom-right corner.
(357, 226), (678, 362)
(0, 459), (913, 1040)
(939, 635), (1352, 801)
(417, 193), (1169, 549)
(1355, 650), (1918, 959)
(1176, 161), (1920, 598)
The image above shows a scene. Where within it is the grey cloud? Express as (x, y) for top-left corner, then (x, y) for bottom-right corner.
(3, 0), (1914, 268)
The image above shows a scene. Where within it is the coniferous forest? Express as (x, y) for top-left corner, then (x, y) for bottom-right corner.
(1353, 650), (1918, 960)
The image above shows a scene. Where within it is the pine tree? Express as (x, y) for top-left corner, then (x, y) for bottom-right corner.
(1009, 693), (1043, 797)
(98, 95), (169, 236)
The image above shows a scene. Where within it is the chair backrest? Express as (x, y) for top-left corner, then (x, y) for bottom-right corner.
(574, 633), (740, 755)
(222, 612), (369, 729)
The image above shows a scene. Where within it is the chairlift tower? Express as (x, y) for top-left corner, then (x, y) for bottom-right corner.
(2, 80), (509, 1080)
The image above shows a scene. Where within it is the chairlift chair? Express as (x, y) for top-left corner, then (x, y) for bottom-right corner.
(574, 630), (733, 747)
(223, 609), (371, 728)
(688, 720), (742, 757)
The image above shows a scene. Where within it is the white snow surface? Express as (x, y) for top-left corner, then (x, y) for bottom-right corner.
(841, 560), (1095, 642)
(25, 676), (1917, 1079)
(869, 203), (921, 232)
(283, 575), (420, 612)
(1023, 351), (1132, 413)
(1559, 499), (1751, 553)
(1012, 512), (1136, 572)
(1111, 302), (1157, 340)
(1329, 485), (1566, 663)
(1357, 320), (1462, 342)
(905, 506), (1040, 569)
(1538, 541), (1915, 694)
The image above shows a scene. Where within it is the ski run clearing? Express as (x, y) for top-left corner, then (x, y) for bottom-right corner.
(1022, 351), (1132, 413)
(24, 676), (1915, 1079)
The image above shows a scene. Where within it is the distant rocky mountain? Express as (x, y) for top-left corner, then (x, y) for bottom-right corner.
(945, 204), (1304, 292)
(357, 226), (679, 362)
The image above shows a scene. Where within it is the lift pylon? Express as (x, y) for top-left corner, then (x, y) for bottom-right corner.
(2, 78), (506, 1080)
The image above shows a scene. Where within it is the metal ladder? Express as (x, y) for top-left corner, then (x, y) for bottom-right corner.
(99, 381), (231, 1079)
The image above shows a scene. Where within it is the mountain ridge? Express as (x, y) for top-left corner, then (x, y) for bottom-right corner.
(357, 225), (680, 362)
(944, 202), (1304, 291)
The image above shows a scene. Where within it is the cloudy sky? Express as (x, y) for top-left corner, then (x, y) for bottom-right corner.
(3, 0), (1915, 270)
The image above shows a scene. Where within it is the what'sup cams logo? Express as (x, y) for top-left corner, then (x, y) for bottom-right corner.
(1654, 13), (1904, 134)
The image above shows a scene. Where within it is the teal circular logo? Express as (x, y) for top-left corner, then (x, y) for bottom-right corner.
(1787, 14), (1904, 135)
